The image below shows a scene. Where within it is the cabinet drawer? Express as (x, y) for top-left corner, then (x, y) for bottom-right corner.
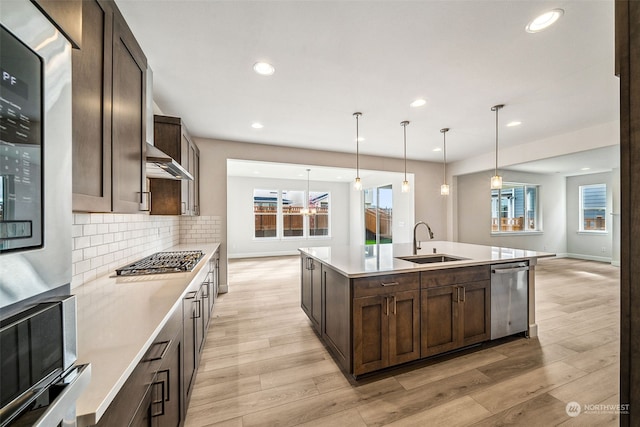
(421, 266), (490, 288)
(353, 273), (419, 298)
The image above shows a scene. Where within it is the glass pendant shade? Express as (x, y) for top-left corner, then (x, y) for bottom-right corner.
(401, 120), (410, 193)
(440, 184), (450, 196)
(354, 177), (362, 190)
(440, 127), (450, 196)
(402, 180), (410, 193)
(491, 174), (503, 189)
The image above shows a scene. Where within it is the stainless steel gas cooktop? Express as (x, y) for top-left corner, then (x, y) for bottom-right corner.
(115, 250), (204, 276)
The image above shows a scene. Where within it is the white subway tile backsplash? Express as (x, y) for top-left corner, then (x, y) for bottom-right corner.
(71, 213), (221, 288)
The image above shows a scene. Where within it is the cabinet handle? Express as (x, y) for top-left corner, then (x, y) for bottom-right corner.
(185, 291), (197, 300)
(181, 201), (186, 214)
(380, 282), (399, 287)
(159, 368), (171, 402)
(194, 299), (202, 319)
(145, 340), (170, 362)
(151, 377), (166, 417)
(392, 296), (397, 315)
(460, 286), (466, 302)
(201, 283), (209, 298)
(454, 286), (460, 303)
(385, 297), (389, 316)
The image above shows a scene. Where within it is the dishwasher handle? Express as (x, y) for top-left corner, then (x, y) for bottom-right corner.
(492, 266), (530, 274)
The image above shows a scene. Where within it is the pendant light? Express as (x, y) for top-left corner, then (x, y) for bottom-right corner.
(401, 120), (410, 193)
(301, 168), (316, 216)
(440, 128), (450, 196)
(353, 112), (363, 190)
(490, 104), (504, 189)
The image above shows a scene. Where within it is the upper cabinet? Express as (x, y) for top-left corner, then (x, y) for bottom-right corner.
(72, 0), (147, 213)
(150, 115), (200, 216)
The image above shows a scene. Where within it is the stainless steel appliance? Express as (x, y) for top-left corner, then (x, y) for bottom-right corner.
(490, 262), (529, 339)
(0, 296), (90, 426)
(1, 1), (89, 425)
(0, 0), (72, 311)
(115, 250), (204, 276)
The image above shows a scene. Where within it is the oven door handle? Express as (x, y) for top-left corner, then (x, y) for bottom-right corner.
(31, 364), (92, 427)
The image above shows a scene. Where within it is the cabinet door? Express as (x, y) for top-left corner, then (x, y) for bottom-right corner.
(153, 339), (181, 427)
(460, 280), (491, 347)
(129, 382), (153, 427)
(182, 291), (197, 407)
(310, 259), (322, 331)
(301, 257), (312, 316)
(193, 147), (200, 215)
(388, 290), (420, 366)
(180, 133), (190, 215)
(422, 285), (459, 357)
(72, 0), (112, 212)
(353, 295), (388, 375)
(111, 12), (146, 213)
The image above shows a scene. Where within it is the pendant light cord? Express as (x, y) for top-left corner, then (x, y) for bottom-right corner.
(442, 130), (447, 184)
(403, 124), (407, 181)
(354, 112), (361, 180)
(495, 107), (499, 176)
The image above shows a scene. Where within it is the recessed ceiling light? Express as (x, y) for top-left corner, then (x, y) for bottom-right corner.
(253, 62), (275, 76)
(410, 99), (427, 108)
(507, 121), (522, 127)
(433, 147), (442, 152)
(251, 122), (264, 129)
(581, 167), (591, 171)
(526, 9), (564, 33)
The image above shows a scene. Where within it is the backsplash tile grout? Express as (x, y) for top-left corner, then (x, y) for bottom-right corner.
(71, 214), (221, 288)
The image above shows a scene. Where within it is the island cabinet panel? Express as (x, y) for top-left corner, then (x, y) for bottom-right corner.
(321, 265), (351, 372)
(353, 273), (420, 376)
(300, 256), (322, 331)
(420, 267), (491, 357)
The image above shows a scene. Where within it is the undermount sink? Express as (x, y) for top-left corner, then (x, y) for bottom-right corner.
(396, 254), (467, 264)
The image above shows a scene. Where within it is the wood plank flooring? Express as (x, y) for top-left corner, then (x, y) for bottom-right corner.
(185, 256), (620, 426)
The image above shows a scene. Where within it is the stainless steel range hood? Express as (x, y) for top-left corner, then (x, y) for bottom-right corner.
(146, 143), (193, 180)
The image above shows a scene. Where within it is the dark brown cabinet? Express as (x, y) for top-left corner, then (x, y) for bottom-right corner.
(301, 256), (322, 331)
(421, 267), (490, 357)
(72, 0), (146, 213)
(352, 273), (420, 376)
(150, 116), (200, 216)
(321, 265), (351, 373)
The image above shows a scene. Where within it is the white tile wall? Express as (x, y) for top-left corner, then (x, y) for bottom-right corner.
(179, 215), (222, 245)
(71, 213), (221, 288)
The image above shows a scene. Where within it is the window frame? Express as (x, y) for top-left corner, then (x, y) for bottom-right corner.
(578, 183), (607, 233)
(491, 182), (541, 234)
(253, 188), (331, 240)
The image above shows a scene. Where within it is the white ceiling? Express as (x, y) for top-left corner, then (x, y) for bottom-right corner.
(116, 0), (619, 166)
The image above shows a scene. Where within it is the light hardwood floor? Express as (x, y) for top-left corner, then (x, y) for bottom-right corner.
(185, 256), (620, 427)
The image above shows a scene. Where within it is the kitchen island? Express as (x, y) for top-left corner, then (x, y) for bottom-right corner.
(299, 241), (554, 377)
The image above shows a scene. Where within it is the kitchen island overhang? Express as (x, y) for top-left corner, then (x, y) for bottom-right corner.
(299, 241), (555, 378)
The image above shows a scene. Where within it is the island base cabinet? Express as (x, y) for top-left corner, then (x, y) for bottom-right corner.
(421, 280), (490, 357)
(301, 257), (322, 332)
(353, 289), (420, 376)
(321, 266), (351, 373)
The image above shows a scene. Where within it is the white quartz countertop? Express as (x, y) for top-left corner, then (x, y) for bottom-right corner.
(74, 243), (219, 426)
(298, 241), (555, 278)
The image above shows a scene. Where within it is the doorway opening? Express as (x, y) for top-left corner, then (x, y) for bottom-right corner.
(364, 185), (393, 244)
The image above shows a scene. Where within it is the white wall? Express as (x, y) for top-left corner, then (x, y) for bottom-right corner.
(566, 172), (614, 262)
(456, 170), (567, 254)
(227, 176), (350, 257)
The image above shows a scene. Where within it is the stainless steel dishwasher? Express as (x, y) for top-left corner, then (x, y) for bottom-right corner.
(491, 262), (529, 339)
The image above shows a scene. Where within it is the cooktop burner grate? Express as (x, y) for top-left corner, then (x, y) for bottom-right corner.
(115, 250), (204, 276)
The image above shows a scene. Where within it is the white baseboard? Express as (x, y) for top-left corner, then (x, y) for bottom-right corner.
(566, 253), (612, 263)
(228, 250), (300, 259)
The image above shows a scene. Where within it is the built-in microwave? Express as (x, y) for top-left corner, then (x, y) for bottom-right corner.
(0, 24), (44, 253)
(0, 295), (81, 426)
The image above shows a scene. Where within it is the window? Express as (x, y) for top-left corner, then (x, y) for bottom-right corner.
(253, 189), (277, 238)
(309, 192), (329, 236)
(282, 190), (304, 237)
(491, 183), (539, 233)
(579, 184), (606, 231)
(253, 189), (330, 238)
